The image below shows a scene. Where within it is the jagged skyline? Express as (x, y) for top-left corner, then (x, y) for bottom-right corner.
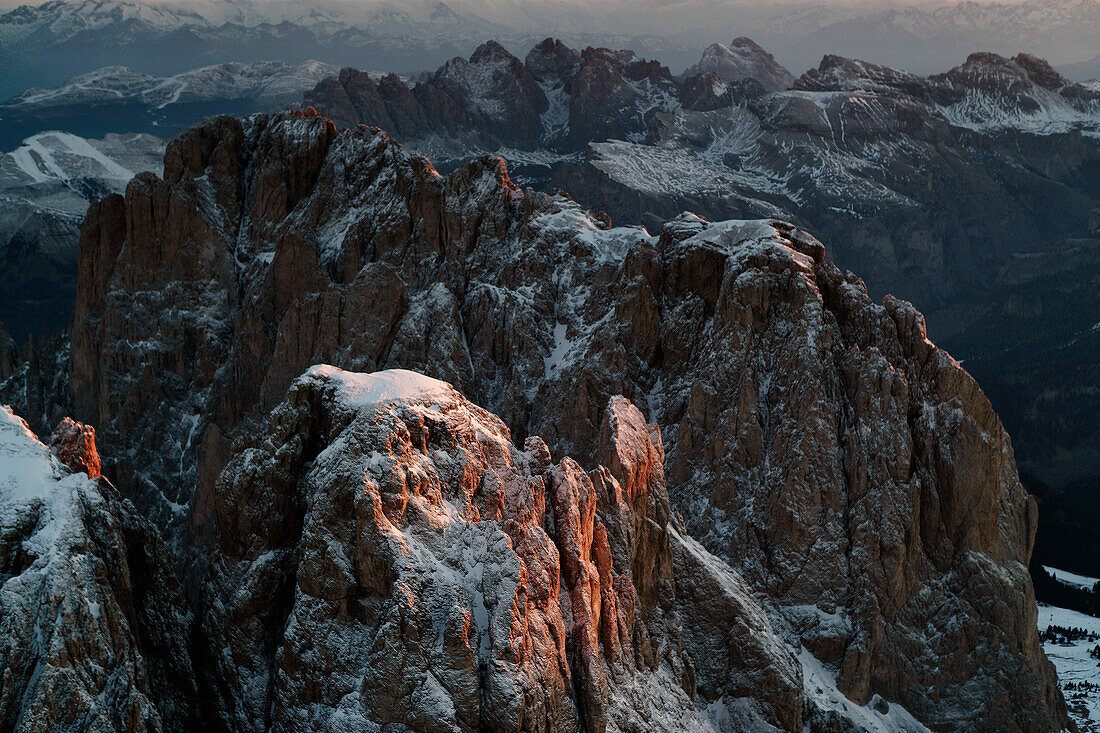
(1, 0), (1095, 74)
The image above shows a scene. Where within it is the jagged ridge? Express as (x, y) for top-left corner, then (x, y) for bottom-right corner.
(47, 109), (1067, 731)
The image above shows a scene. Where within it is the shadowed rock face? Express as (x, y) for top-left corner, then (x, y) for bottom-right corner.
(0, 321), (14, 380)
(305, 38), (684, 158)
(61, 110), (1066, 730)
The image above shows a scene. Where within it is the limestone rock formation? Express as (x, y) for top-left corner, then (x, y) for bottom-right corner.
(304, 38), (682, 166)
(62, 110), (1066, 730)
(0, 405), (196, 732)
(198, 367), (802, 731)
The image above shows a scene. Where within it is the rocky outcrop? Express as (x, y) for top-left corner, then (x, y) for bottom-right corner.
(306, 40), (548, 151)
(65, 111), (1066, 730)
(797, 51), (1100, 128)
(525, 48), (1100, 504)
(0, 405), (197, 732)
(680, 72), (766, 112)
(197, 367), (803, 731)
(931, 52), (1100, 109)
(682, 37), (795, 92)
(48, 416), (100, 478)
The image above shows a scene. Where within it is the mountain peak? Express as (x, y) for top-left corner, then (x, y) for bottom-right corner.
(683, 36), (793, 92)
(428, 0), (459, 22)
(46, 109), (1069, 729)
(469, 38), (513, 65)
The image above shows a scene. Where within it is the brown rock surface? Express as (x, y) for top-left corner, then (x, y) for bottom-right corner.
(48, 416), (101, 478)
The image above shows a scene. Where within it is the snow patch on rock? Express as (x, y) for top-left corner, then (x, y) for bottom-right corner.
(305, 365), (455, 410)
(800, 648), (932, 733)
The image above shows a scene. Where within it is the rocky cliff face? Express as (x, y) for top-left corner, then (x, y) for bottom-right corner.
(62, 110), (1066, 730)
(0, 407), (197, 732)
(0, 321), (14, 380)
(198, 366), (803, 731)
(796, 51), (1100, 132)
(538, 48), (1100, 506)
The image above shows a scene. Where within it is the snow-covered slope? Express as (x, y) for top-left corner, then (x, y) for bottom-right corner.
(1038, 602), (1100, 731)
(1, 130), (158, 186)
(928, 52), (1100, 134)
(1044, 566), (1100, 591)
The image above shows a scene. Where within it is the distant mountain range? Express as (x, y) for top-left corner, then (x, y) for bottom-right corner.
(755, 0), (1100, 79)
(0, 59), (338, 149)
(1, 0), (1098, 102)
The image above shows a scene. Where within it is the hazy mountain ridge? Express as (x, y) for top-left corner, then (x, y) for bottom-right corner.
(2, 0), (1099, 102)
(0, 59), (339, 149)
(5, 59), (339, 110)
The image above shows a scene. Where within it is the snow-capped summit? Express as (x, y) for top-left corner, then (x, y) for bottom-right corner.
(931, 51), (1100, 132)
(795, 50), (1100, 134)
